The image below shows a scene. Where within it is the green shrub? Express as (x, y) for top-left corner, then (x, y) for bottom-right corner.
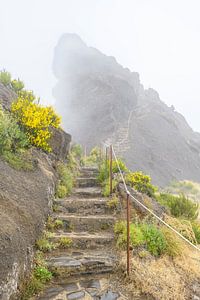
(55, 163), (73, 198)
(36, 238), (56, 252)
(126, 171), (157, 197)
(47, 218), (64, 231)
(192, 221), (200, 243)
(2, 150), (34, 171)
(98, 157), (127, 184)
(141, 224), (167, 256)
(84, 146), (102, 166)
(130, 224), (145, 247)
(0, 107), (29, 153)
(157, 193), (199, 220)
(53, 219), (64, 230)
(11, 79), (24, 92)
(106, 194), (119, 209)
(20, 251), (52, 300)
(57, 237), (72, 248)
(112, 159), (128, 173)
(98, 160), (109, 183)
(20, 276), (44, 300)
(0, 107), (34, 170)
(0, 70), (11, 86)
(34, 266), (52, 283)
(70, 144), (83, 161)
(114, 221), (145, 250)
(17, 89), (36, 102)
(102, 178), (118, 196)
(114, 221), (181, 257)
(114, 220), (126, 235)
(56, 184), (67, 198)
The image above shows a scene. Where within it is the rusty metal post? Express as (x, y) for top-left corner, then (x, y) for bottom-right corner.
(127, 192), (130, 275)
(105, 147), (108, 168)
(109, 145), (113, 195)
(84, 146), (87, 163)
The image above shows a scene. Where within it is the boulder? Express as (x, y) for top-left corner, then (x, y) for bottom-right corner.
(49, 127), (71, 161)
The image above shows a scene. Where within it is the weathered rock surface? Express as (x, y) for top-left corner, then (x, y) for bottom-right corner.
(0, 83), (17, 110)
(53, 33), (200, 187)
(0, 151), (56, 300)
(49, 127), (71, 161)
(0, 84), (71, 299)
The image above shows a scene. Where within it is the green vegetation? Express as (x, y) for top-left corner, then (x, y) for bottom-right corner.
(98, 157), (157, 199)
(156, 193), (199, 220)
(114, 220), (182, 257)
(0, 70), (63, 172)
(70, 144), (83, 161)
(102, 178), (118, 196)
(55, 144), (83, 199)
(0, 106), (29, 153)
(20, 251), (52, 299)
(0, 70), (11, 86)
(0, 105), (35, 170)
(55, 162), (73, 198)
(36, 238), (56, 252)
(57, 237), (73, 248)
(12, 96), (61, 152)
(191, 221), (200, 244)
(47, 217), (64, 231)
(142, 224), (167, 256)
(84, 146), (102, 166)
(126, 171), (157, 197)
(34, 266), (52, 283)
(106, 194), (119, 209)
(11, 78), (24, 93)
(166, 180), (200, 202)
(0, 70), (61, 152)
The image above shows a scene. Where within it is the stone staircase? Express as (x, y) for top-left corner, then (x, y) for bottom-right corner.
(36, 167), (123, 300)
(104, 110), (133, 158)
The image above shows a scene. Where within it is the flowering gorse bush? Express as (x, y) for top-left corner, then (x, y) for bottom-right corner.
(11, 97), (61, 152)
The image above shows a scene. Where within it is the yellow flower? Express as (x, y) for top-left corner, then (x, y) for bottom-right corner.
(11, 96), (61, 152)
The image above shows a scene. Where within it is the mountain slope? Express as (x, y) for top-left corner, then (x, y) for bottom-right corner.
(53, 33), (200, 186)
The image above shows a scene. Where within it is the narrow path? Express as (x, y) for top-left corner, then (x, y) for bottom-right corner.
(36, 167), (123, 300)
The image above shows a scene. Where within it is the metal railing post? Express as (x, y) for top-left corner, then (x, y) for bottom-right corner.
(110, 145), (113, 195)
(127, 192), (130, 275)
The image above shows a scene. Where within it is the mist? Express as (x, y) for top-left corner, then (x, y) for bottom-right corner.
(1, 0), (200, 131)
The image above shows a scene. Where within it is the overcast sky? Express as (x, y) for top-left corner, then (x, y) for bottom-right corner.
(1, 0), (200, 131)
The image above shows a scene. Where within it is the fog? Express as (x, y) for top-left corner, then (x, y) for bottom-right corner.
(1, 0), (200, 131)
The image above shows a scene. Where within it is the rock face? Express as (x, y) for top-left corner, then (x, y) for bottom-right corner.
(49, 127), (71, 161)
(0, 83), (17, 110)
(53, 33), (200, 186)
(0, 151), (56, 300)
(0, 85), (71, 299)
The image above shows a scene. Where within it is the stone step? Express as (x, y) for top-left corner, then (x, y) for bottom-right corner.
(46, 249), (117, 278)
(50, 231), (114, 249)
(52, 214), (116, 232)
(76, 177), (99, 188)
(36, 274), (123, 300)
(79, 167), (99, 178)
(54, 198), (112, 215)
(73, 187), (102, 198)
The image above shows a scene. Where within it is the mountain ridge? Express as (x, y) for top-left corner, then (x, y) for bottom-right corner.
(53, 33), (200, 186)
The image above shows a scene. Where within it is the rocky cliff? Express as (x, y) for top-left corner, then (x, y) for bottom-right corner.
(0, 85), (71, 299)
(53, 33), (200, 186)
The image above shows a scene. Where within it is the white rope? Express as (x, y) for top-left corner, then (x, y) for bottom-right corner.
(109, 144), (200, 253)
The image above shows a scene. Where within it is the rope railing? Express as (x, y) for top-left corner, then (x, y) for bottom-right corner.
(102, 142), (200, 275)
